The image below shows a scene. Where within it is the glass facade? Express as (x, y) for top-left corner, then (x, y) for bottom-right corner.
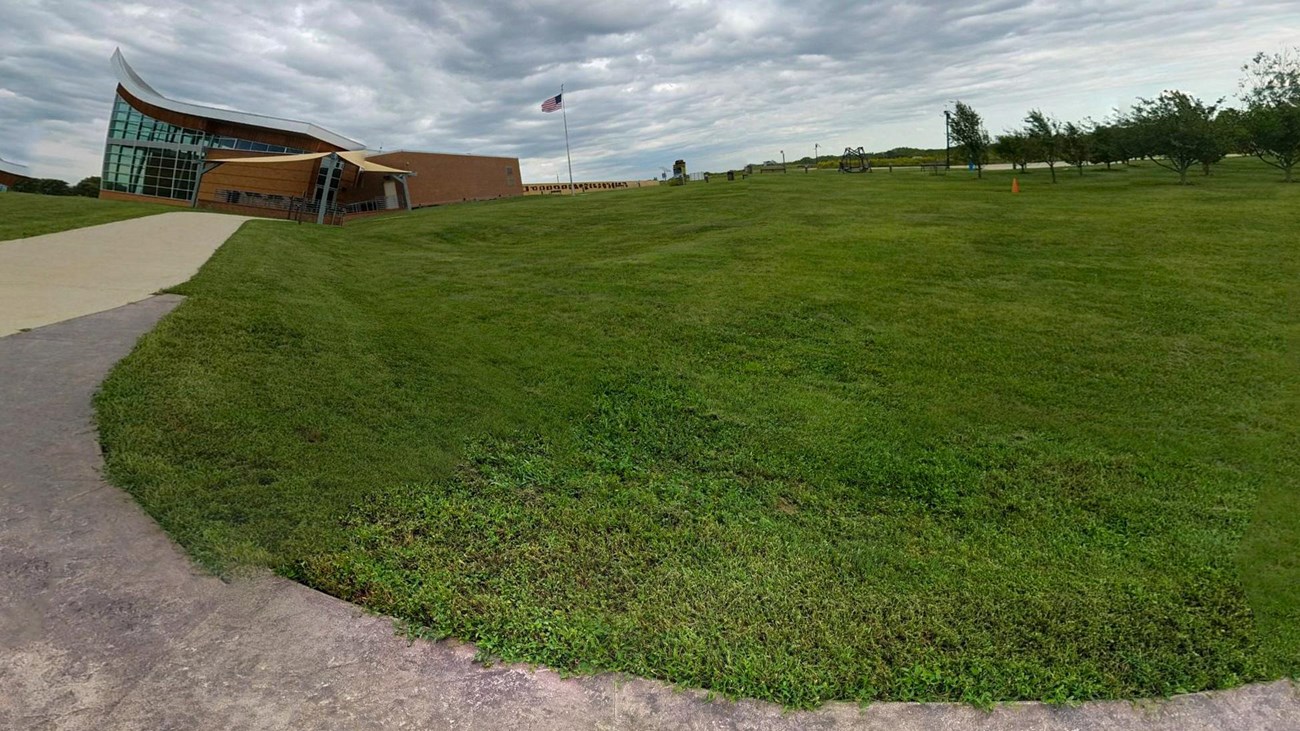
(106, 94), (206, 146)
(101, 94), (311, 201)
(209, 136), (308, 154)
(102, 144), (201, 200)
(313, 156), (343, 204)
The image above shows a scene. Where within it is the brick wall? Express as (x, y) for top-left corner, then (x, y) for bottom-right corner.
(344, 151), (524, 208)
(99, 189), (189, 207)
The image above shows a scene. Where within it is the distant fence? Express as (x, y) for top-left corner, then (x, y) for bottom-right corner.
(523, 180), (659, 195)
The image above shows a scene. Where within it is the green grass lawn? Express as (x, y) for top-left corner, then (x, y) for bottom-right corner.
(95, 159), (1298, 707)
(0, 192), (170, 240)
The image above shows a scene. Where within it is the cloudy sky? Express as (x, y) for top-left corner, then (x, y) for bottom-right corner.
(1, 0), (1297, 183)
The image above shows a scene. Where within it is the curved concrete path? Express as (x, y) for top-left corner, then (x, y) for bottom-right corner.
(1, 300), (1296, 730)
(0, 211), (250, 336)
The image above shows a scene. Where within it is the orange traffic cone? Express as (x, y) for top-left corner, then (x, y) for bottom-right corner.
(1011, 177), (1020, 194)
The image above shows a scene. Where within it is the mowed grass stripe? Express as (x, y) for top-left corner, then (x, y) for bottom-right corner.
(95, 159), (1298, 706)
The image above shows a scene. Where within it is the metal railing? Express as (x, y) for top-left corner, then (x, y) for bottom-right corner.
(211, 189), (344, 224)
(341, 196), (391, 214)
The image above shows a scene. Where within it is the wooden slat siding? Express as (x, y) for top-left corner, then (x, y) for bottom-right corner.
(340, 151), (524, 208)
(114, 86), (345, 154)
(200, 151), (320, 200)
(100, 153), (319, 205)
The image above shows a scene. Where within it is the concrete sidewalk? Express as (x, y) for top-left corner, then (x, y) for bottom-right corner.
(0, 298), (1295, 730)
(0, 212), (249, 336)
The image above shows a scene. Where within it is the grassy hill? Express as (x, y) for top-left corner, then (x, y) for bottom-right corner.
(95, 160), (1297, 706)
(0, 192), (170, 240)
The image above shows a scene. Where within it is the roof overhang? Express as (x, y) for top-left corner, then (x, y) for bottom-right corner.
(111, 48), (365, 151)
(0, 156), (31, 178)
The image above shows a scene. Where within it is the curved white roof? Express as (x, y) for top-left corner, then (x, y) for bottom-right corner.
(0, 154), (29, 178)
(111, 48), (365, 151)
(0, 156), (30, 178)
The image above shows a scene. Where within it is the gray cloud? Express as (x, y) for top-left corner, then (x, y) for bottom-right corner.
(1, 0), (1297, 183)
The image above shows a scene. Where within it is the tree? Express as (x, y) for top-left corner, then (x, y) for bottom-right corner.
(1198, 110), (1244, 175)
(73, 176), (101, 198)
(949, 101), (991, 178)
(992, 133), (1020, 171)
(1240, 47), (1300, 107)
(1024, 109), (1062, 182)
(1088, 113), (1142, 169)
(1061, 120), (1093, 176)
(1128, 91), (1221, 185)
(993, 132), (1037, 173)
(1240, 105), (1300, 182)
(1238, 47), (1300, 182)
(1110, 113), (1143, 166)
(13, 177), (73, 196)
(1213, 108), (1249, 154)
(1089, 124), (1122, 169)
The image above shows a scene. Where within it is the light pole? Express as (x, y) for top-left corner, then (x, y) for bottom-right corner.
(781, 149), (786, 172)
(944, 110), (952, 169)
(814, 143), (819, 171)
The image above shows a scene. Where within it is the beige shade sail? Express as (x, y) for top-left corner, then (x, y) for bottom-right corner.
(208, 152), (330, 165)
(337, 151), (413, 175)
(208, 151), (413, 175)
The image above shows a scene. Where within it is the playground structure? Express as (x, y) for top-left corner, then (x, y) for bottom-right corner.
(839, 147), (871, 173)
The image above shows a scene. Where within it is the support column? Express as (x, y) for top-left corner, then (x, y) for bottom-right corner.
(316, 153), (339, 225)
(397, 174), (412, 211)
(191, 161), (221, 209)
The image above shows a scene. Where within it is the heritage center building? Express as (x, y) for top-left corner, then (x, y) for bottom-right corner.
(100, 50), (523, 222)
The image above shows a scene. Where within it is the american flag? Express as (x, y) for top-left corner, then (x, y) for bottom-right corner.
(541, 93), (562, 113)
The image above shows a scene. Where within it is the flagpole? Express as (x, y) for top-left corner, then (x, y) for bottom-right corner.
(560, 84), (575, 196)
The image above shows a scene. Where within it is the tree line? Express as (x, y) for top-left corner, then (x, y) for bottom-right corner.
(949, 47), (1299, 184)
(9, 175), (102, 197)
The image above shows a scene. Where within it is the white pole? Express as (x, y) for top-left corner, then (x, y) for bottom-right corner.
(561, 84), (575, 196)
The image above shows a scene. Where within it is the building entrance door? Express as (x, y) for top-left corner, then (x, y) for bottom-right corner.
(383, 179), (398, 210)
